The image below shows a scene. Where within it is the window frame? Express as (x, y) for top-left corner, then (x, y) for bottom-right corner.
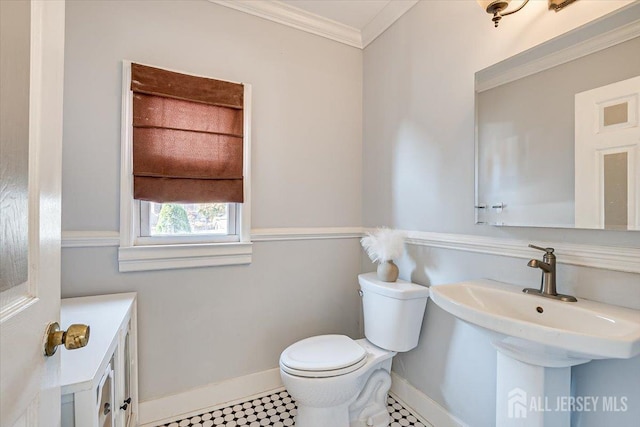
(118, 61), (252, 272)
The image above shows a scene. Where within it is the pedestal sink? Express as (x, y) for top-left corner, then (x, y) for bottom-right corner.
(430, 279), (640, 427)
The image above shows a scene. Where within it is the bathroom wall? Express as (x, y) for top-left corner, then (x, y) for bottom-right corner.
(61, 0), (363, 402)
(61, 0), (640, 423)
(362, 1), (640, 426)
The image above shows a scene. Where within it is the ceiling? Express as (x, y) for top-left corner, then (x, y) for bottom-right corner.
(210, 0), (419, 49)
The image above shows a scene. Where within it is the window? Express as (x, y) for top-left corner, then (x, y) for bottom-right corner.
(137, 201), (239, 244)
(118, 62), (252, 272)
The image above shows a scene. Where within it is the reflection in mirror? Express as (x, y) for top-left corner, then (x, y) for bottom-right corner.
(475, 5), (640, 230)
(0, 0), (30, 291)
(604, 152), (628, 230)
(575, 75), (639, 230)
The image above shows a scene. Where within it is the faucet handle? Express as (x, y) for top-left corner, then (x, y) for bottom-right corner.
(528, 244), (554, 254)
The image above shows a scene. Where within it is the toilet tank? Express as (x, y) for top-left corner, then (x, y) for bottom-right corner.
(359, 273), (429, 352)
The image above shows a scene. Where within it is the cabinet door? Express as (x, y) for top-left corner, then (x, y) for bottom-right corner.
(121, 325), (132, 426)
(115, 304), (137, 427)
(98, 362), (115, 427)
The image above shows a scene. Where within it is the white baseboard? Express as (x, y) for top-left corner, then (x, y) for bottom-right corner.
(138, 368), (465, 427)
(390, 372), (468, 427)
(138, 368), (283, 426)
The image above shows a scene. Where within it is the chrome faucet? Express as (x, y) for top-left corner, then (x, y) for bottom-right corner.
(523, 244), (577, 302)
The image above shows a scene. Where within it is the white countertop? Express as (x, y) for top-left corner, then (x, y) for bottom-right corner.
(60, 293), (136, 394)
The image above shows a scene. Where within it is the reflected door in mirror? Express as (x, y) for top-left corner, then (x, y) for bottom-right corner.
(575, 76), (640, 230)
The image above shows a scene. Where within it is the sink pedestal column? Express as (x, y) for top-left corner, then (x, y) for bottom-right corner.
(496, 351), (571, 427)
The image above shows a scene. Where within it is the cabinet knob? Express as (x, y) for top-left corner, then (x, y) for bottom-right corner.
(103, 402), (111, 415)
(44, 322), (90, 356)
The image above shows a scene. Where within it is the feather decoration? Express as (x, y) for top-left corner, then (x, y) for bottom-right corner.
(360, 228), (406, 263)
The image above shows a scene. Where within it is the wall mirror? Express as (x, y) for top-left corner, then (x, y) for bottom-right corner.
(475, 4), (640, 230)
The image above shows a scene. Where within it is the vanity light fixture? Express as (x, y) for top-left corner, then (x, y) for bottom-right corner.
(548, 0), (578, 12)
(477, 0), (530, 27)
(478, 0), (578, 28)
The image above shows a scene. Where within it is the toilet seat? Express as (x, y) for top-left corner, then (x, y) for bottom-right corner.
(280, 335), (367, 378)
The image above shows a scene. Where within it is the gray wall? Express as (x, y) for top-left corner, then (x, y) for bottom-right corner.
(61, 0), (363, 401)
(62, 240), (363, 400)
(363, 1), (640, 426)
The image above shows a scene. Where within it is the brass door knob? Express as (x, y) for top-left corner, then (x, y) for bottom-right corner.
(44, 322), (90, 357)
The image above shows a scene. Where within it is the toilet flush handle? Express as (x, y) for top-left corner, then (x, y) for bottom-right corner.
(358, 290), (363, 297)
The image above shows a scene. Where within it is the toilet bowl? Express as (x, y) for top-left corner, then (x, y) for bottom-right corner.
(280, 336), (394, 427)
(279, 273), (430, 427)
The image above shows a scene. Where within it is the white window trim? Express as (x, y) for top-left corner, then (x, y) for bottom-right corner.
(118, 60), (252, 272)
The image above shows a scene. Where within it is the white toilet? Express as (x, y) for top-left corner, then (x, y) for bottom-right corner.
(279, 272), (430, 427)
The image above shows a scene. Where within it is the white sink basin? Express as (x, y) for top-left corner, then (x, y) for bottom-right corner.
(430, 280), (640, 367)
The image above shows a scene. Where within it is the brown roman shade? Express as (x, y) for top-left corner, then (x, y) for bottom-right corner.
(131, 63), (244, 203)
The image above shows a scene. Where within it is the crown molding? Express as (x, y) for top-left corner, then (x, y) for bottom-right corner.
(209, 0), (418, 49)
(362, 1), (419, 48)
(209, 0), (362, 48)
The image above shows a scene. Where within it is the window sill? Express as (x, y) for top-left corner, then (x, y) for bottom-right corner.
(118, 241), (252, 272)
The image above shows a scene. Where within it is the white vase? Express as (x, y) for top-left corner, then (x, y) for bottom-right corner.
(377, 260), (399, 282)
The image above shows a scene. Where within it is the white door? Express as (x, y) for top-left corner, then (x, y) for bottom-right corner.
(575, 75), (640, 230)
(0, 1), (66, 425)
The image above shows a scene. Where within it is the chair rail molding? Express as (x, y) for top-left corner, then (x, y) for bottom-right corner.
(62, 227), (365, 248)
(404, 230), (640, 274)
(251, 227), (364, 241)
(61, 231), (121, 248)
(62, 229), (639, 274)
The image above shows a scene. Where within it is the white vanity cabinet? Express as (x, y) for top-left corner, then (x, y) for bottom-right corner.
(61, 293), (138, 427)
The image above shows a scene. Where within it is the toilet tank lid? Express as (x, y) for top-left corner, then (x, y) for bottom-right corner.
(358, 273), (430, 300)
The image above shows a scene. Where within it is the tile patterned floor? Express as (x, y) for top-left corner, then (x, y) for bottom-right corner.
(158, 390), (429, 427)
